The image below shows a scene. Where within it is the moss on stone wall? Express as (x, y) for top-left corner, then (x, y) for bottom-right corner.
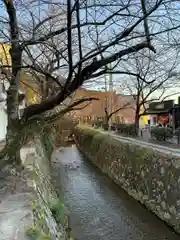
(23, 136), (67, 240)
(24, 119), (76, 240)
(75, 127), (180, 234)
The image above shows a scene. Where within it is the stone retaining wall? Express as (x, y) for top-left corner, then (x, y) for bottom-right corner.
(0, 117), (76, 240)
(19, 134), (67, 240)
(74, 127), (180, 234)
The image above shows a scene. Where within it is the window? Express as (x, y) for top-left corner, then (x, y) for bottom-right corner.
(153, 116), (157, 125)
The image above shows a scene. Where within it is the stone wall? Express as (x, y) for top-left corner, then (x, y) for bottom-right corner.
(74, 127), (180, 234)
(0, 118), (76, 240)
(20, 134), (67, 239)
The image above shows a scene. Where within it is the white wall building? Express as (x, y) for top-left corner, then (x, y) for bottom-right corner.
(0, 80), (8, 141)
(0, 79), (26, 141)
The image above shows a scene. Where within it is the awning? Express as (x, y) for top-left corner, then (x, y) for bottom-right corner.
(142, 109), (171, 115)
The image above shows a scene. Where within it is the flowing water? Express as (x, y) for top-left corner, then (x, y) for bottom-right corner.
(52, 145), (180, 240)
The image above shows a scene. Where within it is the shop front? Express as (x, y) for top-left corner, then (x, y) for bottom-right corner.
(145, 100), (174, 128)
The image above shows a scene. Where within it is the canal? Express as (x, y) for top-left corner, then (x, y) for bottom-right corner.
(52, 145), (180, 240)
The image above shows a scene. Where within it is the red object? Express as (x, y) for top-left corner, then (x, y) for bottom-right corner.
(157, 114), (169, 125)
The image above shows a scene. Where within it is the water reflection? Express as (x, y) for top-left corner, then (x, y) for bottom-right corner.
(52, 146), (179, 240)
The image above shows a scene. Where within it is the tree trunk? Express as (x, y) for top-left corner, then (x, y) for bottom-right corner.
(135, 106), (140, 136)
(2, 0), (23, 165)
(105, 115), (109, 125)
(5, 71), (21, 165)
(104, 108), (109, 130)
(5, 117), (21, 165)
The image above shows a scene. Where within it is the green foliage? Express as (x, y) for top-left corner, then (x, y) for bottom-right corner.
(3, 116), (77, 166)
(92, 120), (104, 128)
(74, 127), (99, 149)
(110, 123), (116, 131)
(39, 117), (77, 159)
(75, 127), (155, 169)
(150, 126), (173, 141)
(49, 199), (65, 225)
(49, 199), (73, 239)
(116, 123), (136, 136)
(25, 199), (53, 240)
(175, 127), (180, 136)
(0, 119), (44, 166)
(102, 123), (109, 131)
(26, 196), (74, 239)
(41, 126), (54, 159)
(25, 225), (52, 240)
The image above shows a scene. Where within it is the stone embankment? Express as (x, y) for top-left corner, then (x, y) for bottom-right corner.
(74, 126), (180, 234)
(0, 121), (72, 240)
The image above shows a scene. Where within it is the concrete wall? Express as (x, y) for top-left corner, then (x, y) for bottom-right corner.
(0, 104), (7, 141)
(74, 127), (180, 234)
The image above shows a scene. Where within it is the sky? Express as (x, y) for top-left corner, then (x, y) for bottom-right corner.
(0, 0), (180, 102)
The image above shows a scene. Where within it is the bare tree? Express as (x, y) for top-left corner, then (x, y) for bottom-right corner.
(0, 0), (180, 162)
(117, 47), (180, 134)
(102, 72), (132, 126)
(104, 102), (131, 127)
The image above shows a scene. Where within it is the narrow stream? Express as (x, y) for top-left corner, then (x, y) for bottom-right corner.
(52, 145), (180, 240)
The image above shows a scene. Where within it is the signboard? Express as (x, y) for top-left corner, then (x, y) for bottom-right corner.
(155, 103), (164, 109)
(148, 100), (174, 112)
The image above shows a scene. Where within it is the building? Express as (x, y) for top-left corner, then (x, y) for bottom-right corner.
(144, 100), (173, 127)
(143, 98), (180, 129)
(68, 88), (136, 124)
(0, 77), (27, 141)
(19, 71), (41, 105)
(139, 104), (150, 128)
(0, 79), (7, 141)
(0, 43), (41, 140)
(0, 43), (11, 67)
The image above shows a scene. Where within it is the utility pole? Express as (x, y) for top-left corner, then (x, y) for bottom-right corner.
(104, 63), (114, 125)
(104, 71), (108, 110)
(109, 63), (113, 123)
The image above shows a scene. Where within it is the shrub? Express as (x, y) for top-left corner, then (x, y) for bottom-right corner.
(175, 127), (180, 137)
(92, 120), (103, 128)
(117, 123), (136, 136)
(110, 123), (116, 131)
(50, 199), (65, 224)
(102, 123), (109, 131)
(74, 127), (99, 148)
(175, 127), (180, 144)
(150, 126), (173, 141)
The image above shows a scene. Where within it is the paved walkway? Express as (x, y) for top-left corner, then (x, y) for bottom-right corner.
(0, 145), (34, 240)
(93, 128), (180, 157)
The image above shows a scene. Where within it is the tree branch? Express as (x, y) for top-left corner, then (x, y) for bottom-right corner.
(80, 41), (156, 82)
(141, 0), (150, 43)
(108, 102), (130, 119)
(73, 0), (161, 68)
(32, 97), (99, 122)
(3, 0), (22, 82)
(76, 0), (83, 75)
(23, 6), (129, 47)
(66, 0), (73, 84)
(91, 70), (155, 84)
(22, 40), (155, 121)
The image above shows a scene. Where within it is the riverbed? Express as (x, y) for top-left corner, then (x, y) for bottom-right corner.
(52, 145), (180, 240)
